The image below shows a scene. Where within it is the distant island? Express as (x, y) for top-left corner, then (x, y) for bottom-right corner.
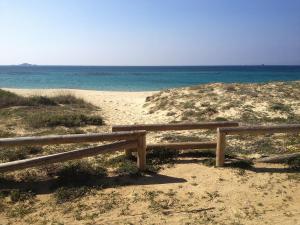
(17, 63), (36, 67)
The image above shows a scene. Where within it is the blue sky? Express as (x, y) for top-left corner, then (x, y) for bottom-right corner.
(0, 0), (299, 65)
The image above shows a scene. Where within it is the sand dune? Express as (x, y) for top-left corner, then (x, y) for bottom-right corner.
(4, 88), (166, 126)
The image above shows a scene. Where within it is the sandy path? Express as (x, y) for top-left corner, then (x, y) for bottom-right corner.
(4, 88), (164, 125)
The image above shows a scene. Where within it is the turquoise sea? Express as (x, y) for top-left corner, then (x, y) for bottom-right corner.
(0, 66), (300, 91)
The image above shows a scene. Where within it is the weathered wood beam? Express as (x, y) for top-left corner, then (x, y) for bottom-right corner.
(147, 142), (216, 150)
(0, 140), (137, 173)
(112, 121), (239, 132)
(219, 124), (300, 135)
(0, 131), (146, 147)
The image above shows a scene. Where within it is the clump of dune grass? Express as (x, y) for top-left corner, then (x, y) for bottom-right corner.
(104, 155), (141, 176)
(53, 161), (107, 187)
(0, 89), (27, 108)
(9, 189), (36, 203)
(27, 112), (103, 128)
(269, 102), (291, 112)
(0, 89), (93, 108)
(0, 89), (104, 129)
(116, 160), (140, 176)
(0, 146), (43, 163)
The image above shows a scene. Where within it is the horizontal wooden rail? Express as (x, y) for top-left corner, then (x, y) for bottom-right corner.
(147, 142), (216, 150)
(0, 140), (137, 173)
(112, 121), (239, 132)
(219, 124), (300, 135)
(0, 131), (146, 147)
(216, 124), (300, 167)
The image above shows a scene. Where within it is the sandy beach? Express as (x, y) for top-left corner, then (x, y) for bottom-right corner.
(3, 88), (165, 126)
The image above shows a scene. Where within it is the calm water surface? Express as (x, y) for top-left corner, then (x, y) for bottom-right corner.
(0, 66), (299, 91)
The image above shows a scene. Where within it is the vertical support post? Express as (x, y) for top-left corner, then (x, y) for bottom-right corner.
(216, 128), (226, 167)
(137, 131), (147, 171)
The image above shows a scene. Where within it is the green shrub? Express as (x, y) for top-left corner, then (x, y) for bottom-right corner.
(0, 89), (26, 108)
(51, 94), (92, 107)
(0, 148), (27, 162)
(27, 96), (57, 106)
(270, 103), (291, 112)
(183, 101), (195, 109)
(116, 160), (140, 176)
(215, 117), (228, 121)
(0, 146), (43, 162)
(0, 89), (94, 108)
(27, 113), (103, 128)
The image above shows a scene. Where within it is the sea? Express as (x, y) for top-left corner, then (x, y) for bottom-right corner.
(0, 66), (300, 91)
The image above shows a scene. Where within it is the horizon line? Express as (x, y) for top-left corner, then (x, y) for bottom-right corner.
(1, 64), (300, 67)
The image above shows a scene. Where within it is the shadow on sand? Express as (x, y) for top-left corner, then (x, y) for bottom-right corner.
(0, 172), (187, 195)
(0, 150), (298, 194)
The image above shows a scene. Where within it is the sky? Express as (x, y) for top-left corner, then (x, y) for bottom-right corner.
(0, 0), (300, 66)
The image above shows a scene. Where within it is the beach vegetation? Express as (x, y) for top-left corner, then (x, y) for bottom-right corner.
(116, 159), (140, 176)
(0, 89), (93, 108)
(201, 158), (216, 167)
(226, 159), (253, 169)
(54, 186), (90, 204)
(183, 101), (195, 109)
(161, 134), (209, 142)
(285, 156), (300, 170)
(0, 89), (103, 131)
(53, 161), (107, 187)
(269, 102), (291, 112)
(0, 146), (43, 163)
(27, 111), (103, 128)
(10, 189), (35, 203)
(214, 116), (228, 121)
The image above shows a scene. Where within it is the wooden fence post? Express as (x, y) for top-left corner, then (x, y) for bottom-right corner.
(216, 128), (226, 167)
(137, 132), (147, 170)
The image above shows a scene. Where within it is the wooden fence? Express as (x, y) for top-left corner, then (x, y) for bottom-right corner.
(112, 121), (239, 156)
(1, 122), (298, 173)
(0, 130), (147, 173)
(216, 124), (300, 166)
